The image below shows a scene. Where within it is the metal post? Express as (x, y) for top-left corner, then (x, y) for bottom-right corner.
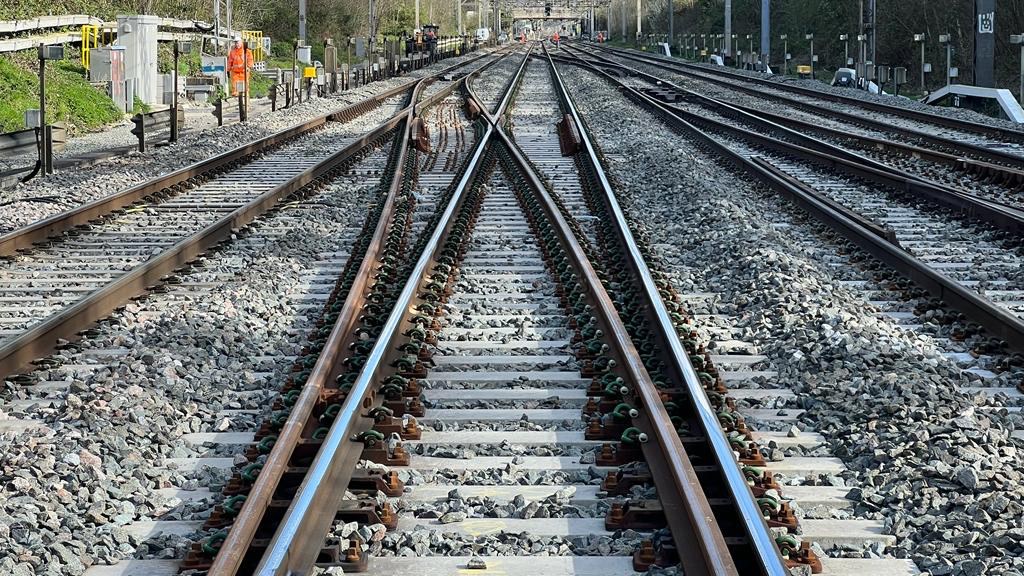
(635, 0), (641, 43)
(724, 0), (731, 56)
(37, 45), (48, 175)
(608, 0), (613, 41)
(667, 0), (672, 48)
(299, 0), (307, 43)
(760, 0), (770, 68)
(621, 0), (626, 41)
(171, 43), (179, 142)
(243, 41), (249, 118)
(806, 33), (814, 79)
(867, 0), (876, 63)
(292, 41), (299, 104)
(781, 34), (788, 76)
(226, 0), (233, 50)
(915, 34), (926, 93)
(940, 34), (952, 87)
(415, 0), (420, 31)
(214, 0), (221, 53)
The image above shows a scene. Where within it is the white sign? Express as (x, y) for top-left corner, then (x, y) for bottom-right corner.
(978, 11), (994, 34)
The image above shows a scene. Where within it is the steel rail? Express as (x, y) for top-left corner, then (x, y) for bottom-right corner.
(469, 50), (739, 575)
(561, 46), (1024, 237)
(720, 98), (1024, 186)
(541, 45), (787, 576)
(585, 45), (1024, 172)
(556, 50), (1024, 352)
(0, 53), (489, 258)
(207, 53), (518, 575)
(465, 44), (534, 120)
(0, 52), (499, 380)
(254, 104), (499, 576)
(205, 95), (414, 576)
(593, 43), (1024, 146)
(0, 109), (412, 381)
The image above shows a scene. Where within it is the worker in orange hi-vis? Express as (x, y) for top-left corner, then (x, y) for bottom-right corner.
(227, 37), (254, 96)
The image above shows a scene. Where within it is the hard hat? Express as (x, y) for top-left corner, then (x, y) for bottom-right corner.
(234, 35), (242, 41)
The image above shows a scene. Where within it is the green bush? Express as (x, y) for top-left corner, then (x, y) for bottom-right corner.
(0, 53), (122, 134)
(249, 73), (273, 98)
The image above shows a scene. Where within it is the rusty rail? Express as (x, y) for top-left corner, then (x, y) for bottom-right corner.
(211, 51), (517, 576)
(543, 44), (789, 575)
(558, 47), (1024, 352)
(0, 52), (497, 382)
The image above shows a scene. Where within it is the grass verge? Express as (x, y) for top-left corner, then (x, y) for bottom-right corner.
(0, 53), (122, 134)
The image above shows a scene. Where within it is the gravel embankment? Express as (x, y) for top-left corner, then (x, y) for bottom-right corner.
(561, 61), (1024, 575)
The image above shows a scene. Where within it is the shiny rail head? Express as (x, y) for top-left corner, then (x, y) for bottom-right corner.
(543, 45), (790, 576)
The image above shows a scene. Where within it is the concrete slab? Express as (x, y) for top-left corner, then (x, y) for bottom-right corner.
(411, 430), (597, 445)
(728, 388), (797, 400)
(396, 516), (616, 537)
(819, 558), (919, 576)
(181, 432), (255, 445)
(367, 556), (638, 575)
(432, 355), (574, 366)
(421, 409), (581, 422)
(123, 520), (203, 540)
(766, 457), (846, 477)
(438, 340), (571, 350)
(154, 487), (216, 501)
(801, 519), (896, 548)
(424, 371), (586, 385)
(162, 457), (234, 471)
(782, 485), (853, 509)
(740, 408), (805, 422)
(720, 370), (777, 382)
(960, 386), (1023, 399)
(85, 560), (181, 576)
(403, 485), (602, 503)
(423, 389), (587, 401)
(711, 354), (769, 366)
(752, 430), (826, 449)
(407, 456), (610, 472)
(0, 418), (50, 433)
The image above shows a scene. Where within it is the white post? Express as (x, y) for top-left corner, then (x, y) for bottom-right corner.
(415, 0), (420, 30)
(724, 0), (731, 56)
(214, 0), (221, 53)
(635, 0), (641, 41)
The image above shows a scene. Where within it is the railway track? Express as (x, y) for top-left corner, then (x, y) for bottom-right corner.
(589, 45), (1024, 166)
(0, 52), (505, 382)
(13, 38), (1013, 576)
(557, 47), (1024, 354)
(150, 41), (809, 576)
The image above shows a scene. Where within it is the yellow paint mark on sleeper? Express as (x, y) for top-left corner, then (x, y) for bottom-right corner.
(458, 558), (506, 574)
(458, 518), (507, 536)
